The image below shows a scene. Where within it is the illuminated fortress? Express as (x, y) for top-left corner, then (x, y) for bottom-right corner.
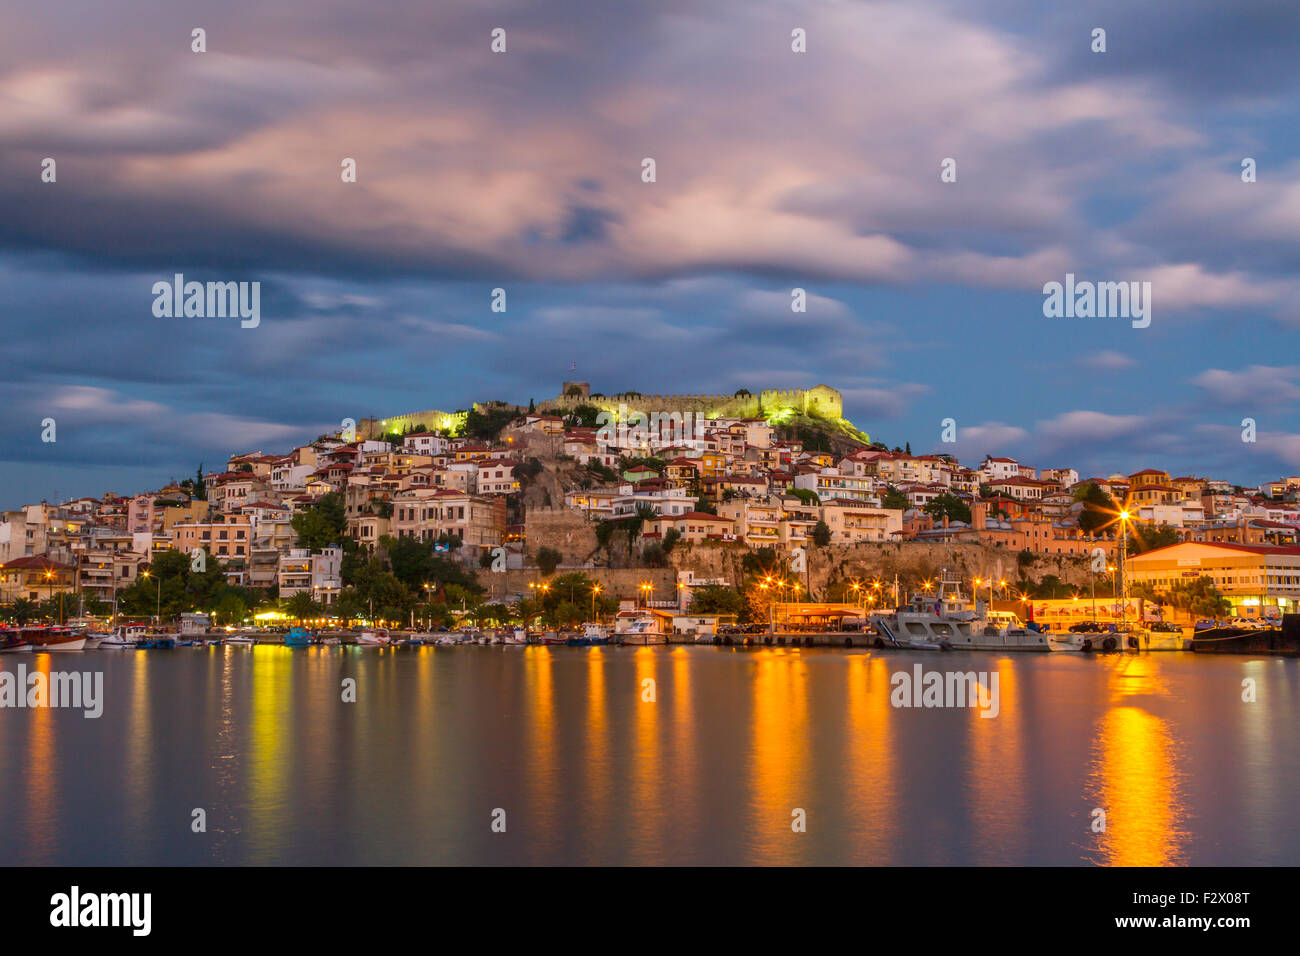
(359, 382), (845, 439)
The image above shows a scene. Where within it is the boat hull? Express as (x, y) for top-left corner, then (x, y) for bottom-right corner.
(1192, 620), (1298, 656)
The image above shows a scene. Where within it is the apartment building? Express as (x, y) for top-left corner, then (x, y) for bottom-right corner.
(277, 546), (343, 604)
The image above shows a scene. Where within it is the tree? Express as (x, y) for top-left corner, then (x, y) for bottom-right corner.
(923, 492), (971, 525)
(641, 543), (669, 567)
(689, 584), (744, 617)
(564, 404), (603, 429)
(535, 546), (562, 576)
(1127, 524), (1180, 555)
(1074, 482), (1118, 535)
(193, 463), (207, 500)
(6, 597), (39, 624)
(292, 492), (347, 550)
(215, 593), (248, 627)
(463, 401), (518, 440)
(811, 519), (832, 547)
(787, 487), (820, 506)
(661, 528), (682, 554)
(881, 486), (909, 511)
(284, 591), (320, 623)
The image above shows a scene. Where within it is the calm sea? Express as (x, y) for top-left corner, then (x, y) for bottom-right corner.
(1, 645), (1296, 865)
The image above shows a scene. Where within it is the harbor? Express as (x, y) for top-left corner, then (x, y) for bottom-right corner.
(3, 643), (1297, 867)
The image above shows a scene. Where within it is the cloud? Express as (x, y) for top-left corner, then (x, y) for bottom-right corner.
(1192, 366), (1300, 405)
(1036, 410), (1149, 444)
(1080, 350), (1137, 371)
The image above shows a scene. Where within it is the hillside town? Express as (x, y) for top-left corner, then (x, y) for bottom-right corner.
(3, 382), (1299, 628)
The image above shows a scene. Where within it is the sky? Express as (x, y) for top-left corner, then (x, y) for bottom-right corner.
(2, 0), (1298, 509)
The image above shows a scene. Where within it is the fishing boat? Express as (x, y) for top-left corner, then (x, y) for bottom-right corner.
(356, 627), (391, 646)
(502, 628), (529, 645)
(135, 633), (176, 649)
(1, 632), (33, 652)
(1131, 622), (1188, 651)
(615, 616), (667, 646)
(868, 576), (969, 651)
(101, 624), (148, 648)
(25, 626), (88, 652)
(1192, 615), (1298, 656)
(568, 624), (609, 646)
(226, 634), (256, 646)
(952, 607), (1053, 652)
(284, 626), (315, 647)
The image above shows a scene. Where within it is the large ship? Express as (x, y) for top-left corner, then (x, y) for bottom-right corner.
(870, 573), (1052, 651)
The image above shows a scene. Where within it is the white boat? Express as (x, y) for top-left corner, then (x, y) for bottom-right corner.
(25, 627), (88, 652)
(616, 616), (667, 646)
(873, 573), (1055, 652)
(101, 624), (148, 648)
(1132, 625), (1188, 651)
(502, 628), (529, 645)
(226, 635), (256, 645)
(357, 628), (391, 646)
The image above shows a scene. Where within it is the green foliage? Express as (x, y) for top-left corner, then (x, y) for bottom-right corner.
(741, 547), (783, 577)
(881, 486), (909, 511)
(1127, 524), (1181, 555)
(513, 458), (544, 484)
(923, 492), (972, 524)
(641, 543), (669, 567)
(463, 401), (517, 440)
(1163, 576), (1232, 618)
(535, 546), (562, 575)
(4, 597), (39, 624)
(565, 404), (603, 428)
(116, 548), (230, 621)
(812, 519), (832, 547)
(787, 487), (820, 506)
(661, 527), (682, 554)
(284, 591), (321, 623)
(688, 584), (744, 617)
(1074, 482), (1118, 535)
(292, 492), (348, 551)
(1027, 575), (1073, 599)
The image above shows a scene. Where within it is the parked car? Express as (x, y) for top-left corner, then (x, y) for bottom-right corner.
(1068, 621), (1106, 633)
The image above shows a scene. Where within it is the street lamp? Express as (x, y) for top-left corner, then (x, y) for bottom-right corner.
(142, 569), (161, 629)
(591, 584), (602, 622)
(1118, 511), (1131, 630)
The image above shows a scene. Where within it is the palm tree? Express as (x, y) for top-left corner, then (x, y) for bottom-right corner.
(285, 591), (320, 624)
(7, 597), (38, 624)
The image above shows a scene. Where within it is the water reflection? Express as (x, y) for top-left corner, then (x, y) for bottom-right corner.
(749, 649), (809, 864)
(1086, 656), (1187, 866)
(1, 648), (1294, 865)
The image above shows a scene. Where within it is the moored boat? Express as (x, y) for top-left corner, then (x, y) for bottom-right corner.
(356, 627), (391, 646)
(615, 616), (667, 646)
(25, 627), (88, 652)
(1192, 615), (1298, 656)
(1, 632), (33, 652)
(101, 624), (148, 648)
(135, 633), (176, 649)
(284, 626), (316, 647)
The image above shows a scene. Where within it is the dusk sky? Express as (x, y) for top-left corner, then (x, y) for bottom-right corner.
(2, 0), (1299, 509)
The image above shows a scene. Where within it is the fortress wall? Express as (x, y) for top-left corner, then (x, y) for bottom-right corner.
(368, 384), (843, 439)
(359, 409), (465, 439)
